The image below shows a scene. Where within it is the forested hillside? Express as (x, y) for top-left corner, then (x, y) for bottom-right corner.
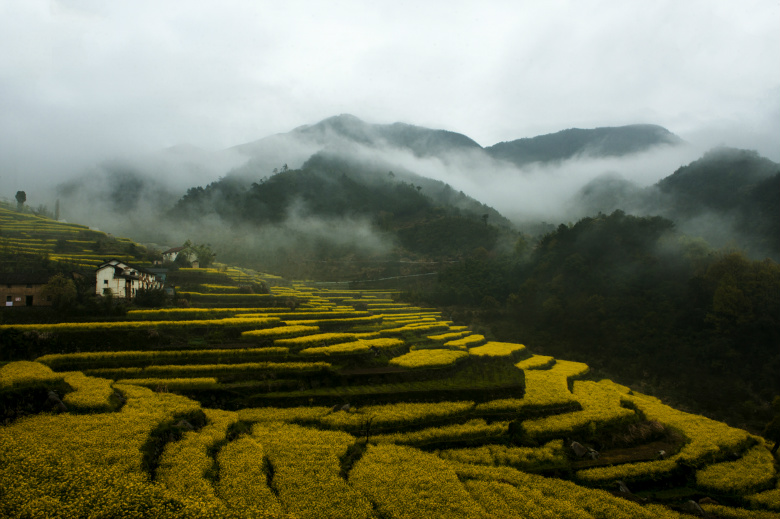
(415, 211), (780, 432)
(573, 147), (780, 260)
(168, 152), (515, 278)
(486, 124), (683, 167)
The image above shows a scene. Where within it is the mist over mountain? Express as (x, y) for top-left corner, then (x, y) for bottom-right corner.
(48, 114), (680, 233)
(51, 144), (246, 237)
(53, 114), (686, 215)
(45, 114), (779, 273)
(571, 147), (780, 259)
(224, 148), (510, 225)
(55, 161), (181, 235)
(165, 149), (516, 277)
(223, 115), (693, 227)
(226, 114), (484, 182)
(656, 147), (778, 213)
(285, 114), (483, 157)
(232, 115), (682, 169)
(485, 124), (683, 168)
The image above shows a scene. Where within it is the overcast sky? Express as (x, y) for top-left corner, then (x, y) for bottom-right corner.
(1, 0), (779, 194)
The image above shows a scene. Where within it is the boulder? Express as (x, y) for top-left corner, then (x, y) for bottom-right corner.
(46, 390), (67, 413)
(570, 441), (588, 457)
(175, 420), (194, 431)
(680, 500), (706, 516)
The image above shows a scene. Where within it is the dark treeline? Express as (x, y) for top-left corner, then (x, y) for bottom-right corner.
(409, 210), (780, 432)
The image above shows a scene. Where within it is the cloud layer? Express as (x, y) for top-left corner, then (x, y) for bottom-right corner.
(1, 0), (778, 198)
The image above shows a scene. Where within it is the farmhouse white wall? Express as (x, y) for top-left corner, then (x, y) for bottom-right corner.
(96, 260), (162, 298)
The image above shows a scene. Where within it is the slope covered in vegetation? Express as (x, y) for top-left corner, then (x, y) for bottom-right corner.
(573, 147), (780, 259)
(168, 152), (515, 278)
(419, 210), (780, 433)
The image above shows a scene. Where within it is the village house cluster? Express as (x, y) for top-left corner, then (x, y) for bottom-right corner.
(2, 259), (165, 307)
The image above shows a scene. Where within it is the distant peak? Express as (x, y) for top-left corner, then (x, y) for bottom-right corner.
(310, 113), (365, 127)
(485, 124), (683, 167)
(329, 113), (362, 122)
(293, 114), (370, 134)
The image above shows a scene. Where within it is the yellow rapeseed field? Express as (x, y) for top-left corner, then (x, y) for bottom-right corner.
(389, 349), (468, 369)
(695, 443), (777, 494)
(468, 342), (526, 357)
(251, 422), (375, 519)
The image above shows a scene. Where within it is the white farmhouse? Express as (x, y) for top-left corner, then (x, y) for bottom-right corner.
(96, 259), (163, 298)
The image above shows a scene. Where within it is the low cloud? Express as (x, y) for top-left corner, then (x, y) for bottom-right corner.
(346, 138), (704, 225)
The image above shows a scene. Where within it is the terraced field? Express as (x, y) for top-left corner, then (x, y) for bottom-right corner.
(0, 206), (150, 270)
(1, 209), (779, 518)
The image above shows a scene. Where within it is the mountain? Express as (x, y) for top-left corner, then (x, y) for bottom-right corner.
(50, 114), (690, 273)
(169, 150), (516, 277)
(224, 147), (510, 225)
(485, 124), (683, 168)
(571, 147), (780, 259)
(293, 114), (483, 157)
(656, 147), (778, 215)
(52, 114), (684, 234)
(233, 114), (482, 160)
(232, 115), (681, 170)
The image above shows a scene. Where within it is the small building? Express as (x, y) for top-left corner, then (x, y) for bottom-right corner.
(96, 260), (163, 299)
(1, 272), (55, 307)
(162, 246), (196, 264)
(161, 246), (184, 263)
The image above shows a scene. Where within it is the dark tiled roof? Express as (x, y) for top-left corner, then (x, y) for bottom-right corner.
(97, 259), (161, 280)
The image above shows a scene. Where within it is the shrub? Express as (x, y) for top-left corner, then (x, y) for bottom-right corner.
(133, 288), (168, 308)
